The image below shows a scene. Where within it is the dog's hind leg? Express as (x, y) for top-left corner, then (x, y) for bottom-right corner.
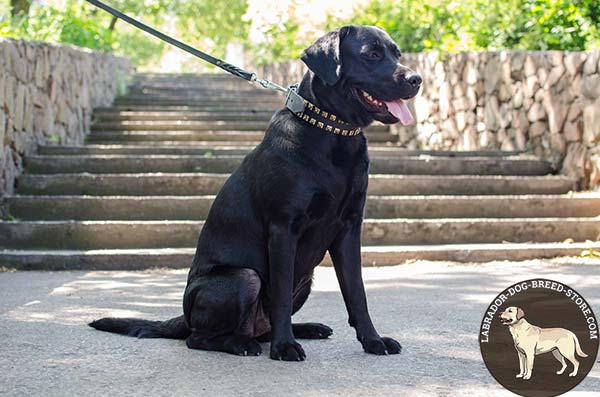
(556, 339), (580, 377)
(552, 349), (568, 375)
(564, 353), (580, 377)
(183, 267), (263, 356)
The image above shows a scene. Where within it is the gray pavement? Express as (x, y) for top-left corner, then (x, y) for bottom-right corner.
(1, 259), (599, 396)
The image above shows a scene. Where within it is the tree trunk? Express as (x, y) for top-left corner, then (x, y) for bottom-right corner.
(10, 0), (31, 17)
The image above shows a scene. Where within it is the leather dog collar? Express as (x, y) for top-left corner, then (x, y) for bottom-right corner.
(284, 85), (362, 137)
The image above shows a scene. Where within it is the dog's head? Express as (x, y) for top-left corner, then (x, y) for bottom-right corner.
(499, 306), (525, 326)
(301, 25), (422, 126)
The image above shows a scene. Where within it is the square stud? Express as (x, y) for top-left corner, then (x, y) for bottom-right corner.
(317, 121), (324, 128)
(326, 125), (333, 132)
(310, 118), (316, 125)
(330, 115), (337, 121)
(342, 130), (348, 135)
(307, 103), (314, 110)
(334, 128), (340, 134)
(303, 115), (310, 121)
(322, 111), (328, 118)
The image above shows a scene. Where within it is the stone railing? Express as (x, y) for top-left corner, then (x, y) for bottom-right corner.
(253, 50), (600, 189)
(0, 38), (132, 195)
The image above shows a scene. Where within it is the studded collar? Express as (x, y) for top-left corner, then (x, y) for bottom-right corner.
(284, 85), (362, 137)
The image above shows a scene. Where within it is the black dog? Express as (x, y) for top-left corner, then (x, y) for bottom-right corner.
(90, 25), (422, 361)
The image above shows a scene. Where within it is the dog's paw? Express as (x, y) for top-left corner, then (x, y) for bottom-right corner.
(362, 336), (402, 355)
(293, 323), (333, 339)
(270, 340), (306, 361)
(226, 336), (262, 356)
(523, 374), (532, 380)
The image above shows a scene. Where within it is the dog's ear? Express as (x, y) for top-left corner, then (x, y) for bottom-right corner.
(516, 307), (525, 320)
(301, 26), (350, 86)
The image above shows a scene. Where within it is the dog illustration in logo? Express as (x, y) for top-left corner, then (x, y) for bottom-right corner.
(499, 306), (588, 380)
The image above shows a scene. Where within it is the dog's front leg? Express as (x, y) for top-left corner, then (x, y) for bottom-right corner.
(329, 219), (401, 355)
(523, 350), (535, 380)
(516, 350), (526, 378)
(268, 222), (306, 361)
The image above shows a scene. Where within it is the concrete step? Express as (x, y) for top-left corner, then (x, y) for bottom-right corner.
(6, 194), (599, 221)
(25, 154), (553, 175)
(1, 218), (598, 249)
(86, 131), (397, 143)
(86, 131), (267, 142)
(39, 145), (256, 156)
(90, 121), (390, 133)
(130, 83), (271, 91)
(127, 88), (280, 97)
(93, 110), (275, 122)
(95, 105), (281, 112)
(114, 98), (282, 106)
(37, 144), (525, 157)
(16, 173), (576, 196)
(3, 242), (600, 270)
(91, 121), (275, 132)
(77, 141), (264, 148)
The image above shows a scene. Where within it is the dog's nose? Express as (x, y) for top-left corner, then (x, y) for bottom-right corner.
(406, 73), (422, 87)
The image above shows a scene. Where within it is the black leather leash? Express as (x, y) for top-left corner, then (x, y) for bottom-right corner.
(85, 0), (361, 136)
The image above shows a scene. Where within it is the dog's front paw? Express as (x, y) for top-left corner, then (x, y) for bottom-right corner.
(362, 336), (402, 355)
(523, 374), (532, 380)
(270, 340), (306, 361)
(516, 374), (523, 378)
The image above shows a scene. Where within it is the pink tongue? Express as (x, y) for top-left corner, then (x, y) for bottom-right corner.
(384, 100), (414, 125)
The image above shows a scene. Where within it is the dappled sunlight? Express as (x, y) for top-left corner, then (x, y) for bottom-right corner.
(115, 301), (180, 308)
(1, 262), (599, 394)
(5, 305), (147, 325)
(2, 269), (188, 327)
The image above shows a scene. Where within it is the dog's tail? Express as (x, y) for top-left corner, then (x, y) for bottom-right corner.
(88, 315), (190, 339)
(574, 334), (588, 357)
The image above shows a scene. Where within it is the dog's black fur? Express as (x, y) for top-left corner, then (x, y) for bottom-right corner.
(90, 25), (422, 361)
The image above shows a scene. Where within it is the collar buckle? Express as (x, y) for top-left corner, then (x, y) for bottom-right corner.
(284, 85), (306, 113)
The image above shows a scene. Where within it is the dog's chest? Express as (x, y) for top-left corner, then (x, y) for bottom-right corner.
(294, 157), (368, 270)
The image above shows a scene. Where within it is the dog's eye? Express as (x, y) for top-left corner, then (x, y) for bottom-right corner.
(363, 51), (382, 60)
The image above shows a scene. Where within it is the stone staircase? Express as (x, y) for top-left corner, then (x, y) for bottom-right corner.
(1, 73), (599, 270)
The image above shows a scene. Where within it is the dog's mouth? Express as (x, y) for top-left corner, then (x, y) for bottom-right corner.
(354, 88), (415, 126)
(500, 317), (513, 325)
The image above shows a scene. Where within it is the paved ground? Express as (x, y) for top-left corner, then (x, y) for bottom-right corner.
(1, 259), (599, 396)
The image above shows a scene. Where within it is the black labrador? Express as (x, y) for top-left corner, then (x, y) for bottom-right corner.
(90, 25), (422, 361)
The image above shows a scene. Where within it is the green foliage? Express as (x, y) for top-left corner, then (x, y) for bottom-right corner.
(1, 1), (113, 51)
(327, 0), (599, 54)
(1, 0), (597, 68)
(0, 0), (249, 68)
(467, 0), (598, 51)
(248, 19), (308, 65)
(327, 0), (466, 53)
(174, 0), (249, 59)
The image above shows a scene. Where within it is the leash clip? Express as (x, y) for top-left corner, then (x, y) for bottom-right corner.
(285, 85), (306, 113)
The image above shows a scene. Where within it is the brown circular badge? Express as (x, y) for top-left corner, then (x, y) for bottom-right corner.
(479, 278), (599, 397)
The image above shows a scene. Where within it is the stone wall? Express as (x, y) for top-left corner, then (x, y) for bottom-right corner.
(0, 38), (132, 195)
(253, 50), (600, 189)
